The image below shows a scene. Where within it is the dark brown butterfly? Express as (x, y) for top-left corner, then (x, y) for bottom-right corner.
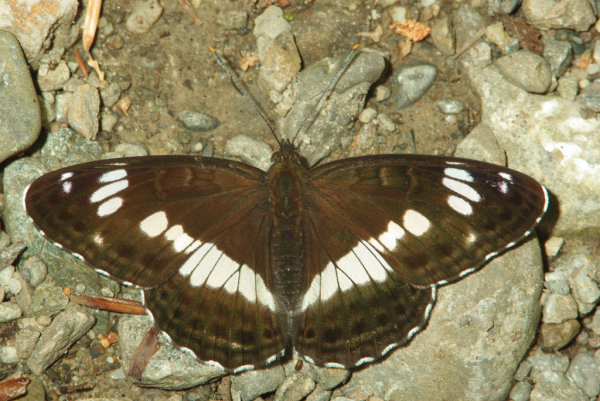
(24, 47), (548, 372)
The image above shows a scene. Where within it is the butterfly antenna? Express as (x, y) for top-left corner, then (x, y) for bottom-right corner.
(209, 46), (281, 147)
(291, 44), (360, 144)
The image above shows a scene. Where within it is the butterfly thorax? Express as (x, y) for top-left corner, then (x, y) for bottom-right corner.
(267, 142), (310, 315)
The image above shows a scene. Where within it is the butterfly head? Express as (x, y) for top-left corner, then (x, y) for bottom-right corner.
(271, 139), (302, 167)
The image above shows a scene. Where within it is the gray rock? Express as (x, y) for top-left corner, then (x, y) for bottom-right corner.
(539, 320), (580, 350)
(495, 50), (552, 94)
(13, 273), (34, 315)
(374, 86), (391, 102)
(466, 62), (600, 237)
(253, 6), (292, 61)
(554, 254), (600, 314)
(62, 77), (85, 92)
(430, 17), (456, 56)
(37, 61), (71, 92)
(576, 82), (600, 112)
(0, 31), (41, 164)
(125, 0), (164, 35)
(286, 361), (350, 391)
(29, 282), (69, 317)
(15, 328), (40, 359)
(217, 10), (248, 30)
(454, 123), (506, 166)
(0, 243), (26, 268)
(231, 365), (286, 401)
(0, 0), (78, 69)
(27, 304), (95, 375)
(112, 143), (149, 157)
(543, 38), (573, 77)
(375, 114), (395, 132)
(467, 42), (493, 68)
(54, 92), (71, 122)
(19, 256), (47, 287)
(0, 346), (18, 363)
(556, 76), (579, 101)
(225, 134), (273, 171)
(437, 98), (465, 114)
(19, 377), (46, 401)
(274, 373), (316, 401)
(0, 301), (22, 322)
(358, 108), (377, 124)
(514, 359), (533, 381)
(100, 112), (118, 133)
(566, 353), (599, 397)
(117, 314), (226, 389)
(509, 381), (533, 401)
(530, 370), (587, 401)
(64, 84), (100, 140)
(542, 293), (578, 324)
(279, 51), (385, 166)
(521, 0), (595, 32)
(527, 347), (570, 379)
(177, 110), (220, 132)
(38, 95), (55, 126)
(392, 64), (438, 110)
(346, 238), (543, 400)
(259, 31), (301, 95)
(487, 0), (520, 14)
(544, 271), (569, 295)
(485, 22), (519, 55)
(306, 385), (332, 401)
(100, 82), (122, 107)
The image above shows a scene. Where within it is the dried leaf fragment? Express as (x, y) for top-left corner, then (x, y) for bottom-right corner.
(389, 20), (431, 42)
(0, 377), (30, 401)
(83, 0), (102, 51)
(87, 56), (105, 81)
(239, 53), (260, 72)
(177, 0), (203, 27)
(358, 24), (383, 43)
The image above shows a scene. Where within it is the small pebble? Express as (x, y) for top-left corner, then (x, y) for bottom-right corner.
(36, 315), (51, 326)
(375, 86), (391, 102)
(376, 114), (396, 132)
(0, 265), (14, 287)
(509, 381), (533, 401)
(388, 6), (407, 23)
(359, 108), (377, 124)
(8, 278), (21, 295)
(580, 79), (591, 89)
(107, 356), (115, 364)
(0, 302), (22, 322)
(125, 0), (163, 35)
(0, 346), (18, 363)
(110, 367), (126, 380)
(101, 287), (114, 297)
(177, 110), (220, 132)
(545, 237), (565, 258)
(437, 98), (465, 114)
(445, 115), (458, 125)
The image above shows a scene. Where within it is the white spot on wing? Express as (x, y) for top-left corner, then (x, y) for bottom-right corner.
(90, 179), (129, 203)
(140, 211), (168, 237)
(98, 169), (128, 183)
(382, 343), (398, 356)
(442, 178), (481, 202)
(444, 168), (474, 182)
(403, 209), (430, 236)
(97, 197), (123, 217)
(498, 181), (509, 194)
(179, 242), (212, 276)
(407, 326), (420, 339)
(498, 172), (513, 182)
(447, 195), (473, 215)
(378, 221), (405, 250)
(164, 225), (194, 252)
(62, 181), (73, 193)
(356, 357), (375, 366)
(60, 172), (74, 181)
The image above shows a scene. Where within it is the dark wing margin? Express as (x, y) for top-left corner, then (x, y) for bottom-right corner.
(307, 154), (548, 287)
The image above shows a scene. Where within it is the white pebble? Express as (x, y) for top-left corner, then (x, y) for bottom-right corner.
(7, 278), (21, 295)
(580, 79), (591, 89)
(107, 356), (115, 364)
(0, 346), (18, 363)
(110, 367), (127, 380)
(359, 108), (377, 123)
(388, 6), (407, 23)
(125, 0), (164, 35)
(101, 287), (114, 297)
(36, 315), (52, 326)
(0, 265), (14, 287)
(587, 64), (600, 75)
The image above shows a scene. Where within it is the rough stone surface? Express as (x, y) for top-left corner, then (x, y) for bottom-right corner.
(225, 134), (273, 171)
(542, 293), (579, 324)
(530, 370), (587, 401)
(553, 254), (600, 314)
(231, 365), (286, 401)
(566, 353), (599, 398)
(392, 64), (439, 110)
(64, 84), (100, 140)
(539, 320), (581, 350)
(274, 373), (316, 401)
(495, 50), (552, 94)
(253, 6), (292, 62)
(576, 82), (600, 112)
(454, 123), (506, 166)
(27, 304), (95, 375)
(259, 31), (301, 95)
(117, 314), (226, 390)
(0, 31), (41, 164)
(125, 0), (164, 35)
(0, 0), (79, 69)
(279, 52), (385, 166)
(344, 238), (543, 400)
(430, 16), (455, 56)
(521, 0), (596, 32)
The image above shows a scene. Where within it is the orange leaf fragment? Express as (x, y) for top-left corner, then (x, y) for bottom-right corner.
(389, 20), (431, 42)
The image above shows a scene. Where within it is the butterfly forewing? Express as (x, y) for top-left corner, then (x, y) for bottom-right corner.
(307, 154), (548, 287)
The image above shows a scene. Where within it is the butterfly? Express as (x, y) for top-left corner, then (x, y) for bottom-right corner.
(24, 46), (548, 373)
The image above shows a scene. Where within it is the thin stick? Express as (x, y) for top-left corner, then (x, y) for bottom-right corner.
(451, 27), (486, 62)
(73, 49), (89, 78)
(209, 46), (280, 147)
(291, 44), (360, 144)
